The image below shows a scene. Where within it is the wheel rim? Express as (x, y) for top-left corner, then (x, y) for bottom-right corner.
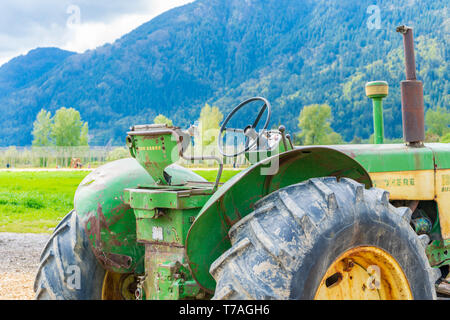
(314, 246), (413, 300)
(101, 271), (137, 300)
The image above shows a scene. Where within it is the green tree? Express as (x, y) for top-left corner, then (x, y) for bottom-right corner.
(198, 103), (223, 147)
(350, 136), (362, 144)
(297, 104), (343, 145)
(153, 114), (173, 126)
(32, 109), (53, 146)
(425, 106), (450, 137)
(51, 107), (88, 146)
(80, 123), (89, 146)
(325, 132), (344, 145)
(441, 132), (450, 143)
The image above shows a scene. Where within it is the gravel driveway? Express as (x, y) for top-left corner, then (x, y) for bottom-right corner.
(0, 233), (50, 300)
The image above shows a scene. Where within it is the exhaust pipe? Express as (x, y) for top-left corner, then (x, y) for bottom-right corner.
(396, 25), (425, 146)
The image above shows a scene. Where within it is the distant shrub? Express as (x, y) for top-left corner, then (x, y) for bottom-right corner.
(24, 197), (45, 209)
(106, 147), (130, 161)
(441, 133), (450, 143)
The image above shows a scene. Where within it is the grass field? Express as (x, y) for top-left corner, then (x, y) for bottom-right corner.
(0, 169), (241, 233)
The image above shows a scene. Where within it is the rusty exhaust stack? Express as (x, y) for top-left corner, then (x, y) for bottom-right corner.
(396, 25), (425, 146)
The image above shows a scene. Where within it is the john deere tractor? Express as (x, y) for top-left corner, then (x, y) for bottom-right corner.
(34, 26), (449, 300)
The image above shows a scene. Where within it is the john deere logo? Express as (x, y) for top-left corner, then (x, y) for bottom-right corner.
(373, 177), (415, 188)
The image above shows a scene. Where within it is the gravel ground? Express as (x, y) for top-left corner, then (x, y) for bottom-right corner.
(0, 233), (50, 300)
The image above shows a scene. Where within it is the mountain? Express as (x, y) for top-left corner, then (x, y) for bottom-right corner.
(0, 0), (448, 146)
(0, 48), (75, 98)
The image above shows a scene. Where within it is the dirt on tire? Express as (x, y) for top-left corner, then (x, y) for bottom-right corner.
(0, 233), (49, 300)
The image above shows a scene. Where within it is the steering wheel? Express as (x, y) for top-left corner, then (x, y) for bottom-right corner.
(218, 97), (271, 157)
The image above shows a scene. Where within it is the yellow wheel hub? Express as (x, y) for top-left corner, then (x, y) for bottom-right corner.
(102, 271), (137, 300)
(314, 246), (413, 300)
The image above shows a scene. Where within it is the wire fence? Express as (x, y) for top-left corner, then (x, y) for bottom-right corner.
(0, 145), (250, 169)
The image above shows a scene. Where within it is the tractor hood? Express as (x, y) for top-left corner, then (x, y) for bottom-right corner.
(331, 143), (450, 172)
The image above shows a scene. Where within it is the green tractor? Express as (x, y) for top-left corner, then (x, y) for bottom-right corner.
(34, 26), (449, 300)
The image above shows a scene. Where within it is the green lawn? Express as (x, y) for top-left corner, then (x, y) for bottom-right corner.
(0, 171), (90, 233)
(193, 169), (241, 184)
(0, 169), (241, 233)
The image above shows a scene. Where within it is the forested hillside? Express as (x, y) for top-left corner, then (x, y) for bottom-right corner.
(0, 48), (75, 98)
(0, 0), (448, 146)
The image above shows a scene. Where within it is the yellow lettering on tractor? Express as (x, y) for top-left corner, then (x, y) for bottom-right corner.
(369, 169), (450, 240)
(369, 170), (435, 200)
(137, 146), (162, 151)
(436, 170), (450, 239)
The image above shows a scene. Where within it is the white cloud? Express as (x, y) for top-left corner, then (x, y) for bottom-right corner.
(0, 0), (194, 66)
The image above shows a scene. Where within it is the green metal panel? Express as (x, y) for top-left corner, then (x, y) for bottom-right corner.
(427, 143), (450, 169)
(332, 144), (435, 172)
(128, 132), (180, 185)
(126, 189), (212, 213)
(365, 81), (389, 145)
(74, 158), (206, 274)
(124, 187), (211, 245)
(135, 208), (200, 245)
(124, 184), (212, 299)
(247, 143), (449, 174)
(426, 239), (450, 268)
(144, 246), (203, 300)
(371, 98), (385, 144)
(186, 147), (372, 293)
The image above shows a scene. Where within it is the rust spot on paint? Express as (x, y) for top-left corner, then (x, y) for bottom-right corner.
(83, 203), (133, 270)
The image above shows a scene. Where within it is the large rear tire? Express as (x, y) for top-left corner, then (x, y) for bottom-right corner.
(211, 177), (438, 300)
(34, 211), (105, 300)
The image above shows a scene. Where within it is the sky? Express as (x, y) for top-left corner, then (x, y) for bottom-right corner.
(0, 0), (194, 66)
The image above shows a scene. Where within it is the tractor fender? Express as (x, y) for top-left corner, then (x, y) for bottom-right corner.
(186, 146), (372, 293)
(74, 157), (206, 274)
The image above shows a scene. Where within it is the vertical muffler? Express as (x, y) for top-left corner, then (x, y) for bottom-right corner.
(396, 25), (425, 146)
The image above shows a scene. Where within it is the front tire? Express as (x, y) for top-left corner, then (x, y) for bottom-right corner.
(211, 177), (438, 300)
